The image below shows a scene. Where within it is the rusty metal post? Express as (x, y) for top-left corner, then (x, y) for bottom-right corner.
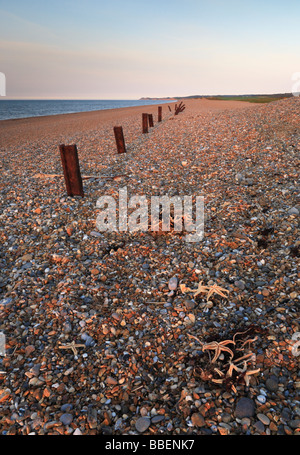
(158, 106), (162, 122)
(142, 113), (148, 133)
(148, 113), (154, 128)
(113, 126), (127, 154)
(59, 144), (84, 197)
(168, 106), (171, 112)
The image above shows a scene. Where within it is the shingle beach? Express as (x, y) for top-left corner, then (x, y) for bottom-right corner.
(0, 98), (299, 435)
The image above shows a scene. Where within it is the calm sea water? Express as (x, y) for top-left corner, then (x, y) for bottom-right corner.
(0, 99), (172, 121)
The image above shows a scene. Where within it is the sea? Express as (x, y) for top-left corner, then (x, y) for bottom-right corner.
(0, 99), (172, 121)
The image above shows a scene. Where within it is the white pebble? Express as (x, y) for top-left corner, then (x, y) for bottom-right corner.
(257, 394), (266, 404)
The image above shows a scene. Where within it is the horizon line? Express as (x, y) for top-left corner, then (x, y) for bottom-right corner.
(0, 91), (294, 101)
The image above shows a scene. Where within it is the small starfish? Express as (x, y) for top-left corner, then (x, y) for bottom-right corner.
(205, 283), (229, 301)
(180, 283), (193, 294)
(58, 341), (85, 357)
(202, 340), (235, 363)
(227, 360), (247, 378)
(193, 281), (209, 298)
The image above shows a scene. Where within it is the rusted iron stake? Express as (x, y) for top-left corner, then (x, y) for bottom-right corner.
(148, 113), (154, 128)
(175, 101), (186, 115)
(142, 113), (148, 133)
(158, 106), (162, 122)
(168, 105), (171, 112)
(59, 144), (84, 197)
(113, 126), (127, 154)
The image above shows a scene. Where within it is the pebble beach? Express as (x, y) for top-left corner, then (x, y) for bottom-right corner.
(0, 97), (299, 436)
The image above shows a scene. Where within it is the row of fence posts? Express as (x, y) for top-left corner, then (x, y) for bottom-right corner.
(59, 102), (185, 197)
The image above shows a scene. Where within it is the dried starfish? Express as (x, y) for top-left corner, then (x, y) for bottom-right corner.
(227, 360), (248, 378)
(58, 341), (85, 357)
(193, 281), (209, 298)
(238, 336), (258, 351)
(180, 283), (193, 294)
(243, 369), (260, 387)
(205, 283), (229, 301)
(202, 340), (235, 363)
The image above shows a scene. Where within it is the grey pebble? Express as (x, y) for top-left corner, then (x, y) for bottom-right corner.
(253, 420), (265, 434)
(287, 207), (299, 216)
(168, 276), (178, 291)
(135, 417), (151, 433)
(59, 413), (73, 426)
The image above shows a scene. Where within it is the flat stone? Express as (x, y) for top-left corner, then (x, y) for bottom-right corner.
(254, 420), (265, 434)
(168, 276), (178, 291)
(257, 413), (270, 425)
(106, 376), (118, 385)
(90, 231), (102, 237)
(59, 413), (73, 426)
(135, 417), (151, 433)
(25, 345), (35, 356)
(191, 412), (205, 427)
(111, 312), (121, 321)
(234, 280), (245, 290)
(184, 300), (196, 310)
(151, 415), (165, 424)
(265, 375), (279, 392)
(235, 397), (255, 419)
(288, 207), (299, 216)
(289, 419), (300, 429)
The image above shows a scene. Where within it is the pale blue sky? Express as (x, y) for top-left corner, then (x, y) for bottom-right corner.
(0, 0), (299, 99)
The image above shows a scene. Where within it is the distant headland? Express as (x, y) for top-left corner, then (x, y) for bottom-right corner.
(140, 93), (293, 103)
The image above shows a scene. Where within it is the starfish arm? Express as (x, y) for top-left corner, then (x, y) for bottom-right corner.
(246, 368), (260, 375)
(214, 368), (224, 377)
(220, 345), (234, 358)
(212, 346), (221, 363)
(220, 340), (235, 346)
(211, 378), (224, 384)
(187, 333), (203, 345)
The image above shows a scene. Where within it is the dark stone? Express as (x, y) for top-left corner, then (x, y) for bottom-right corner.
(101, 425), (113, 435)
(265, 375), (279, 392)
(151, 415), (165, 424)
(281, 407), (291, 422)
(235, 397), (256, 419)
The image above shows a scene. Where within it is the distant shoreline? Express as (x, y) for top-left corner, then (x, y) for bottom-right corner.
(140, 93), (293, 103)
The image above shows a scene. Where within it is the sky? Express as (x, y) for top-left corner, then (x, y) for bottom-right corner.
(0, 0), (300, 99)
